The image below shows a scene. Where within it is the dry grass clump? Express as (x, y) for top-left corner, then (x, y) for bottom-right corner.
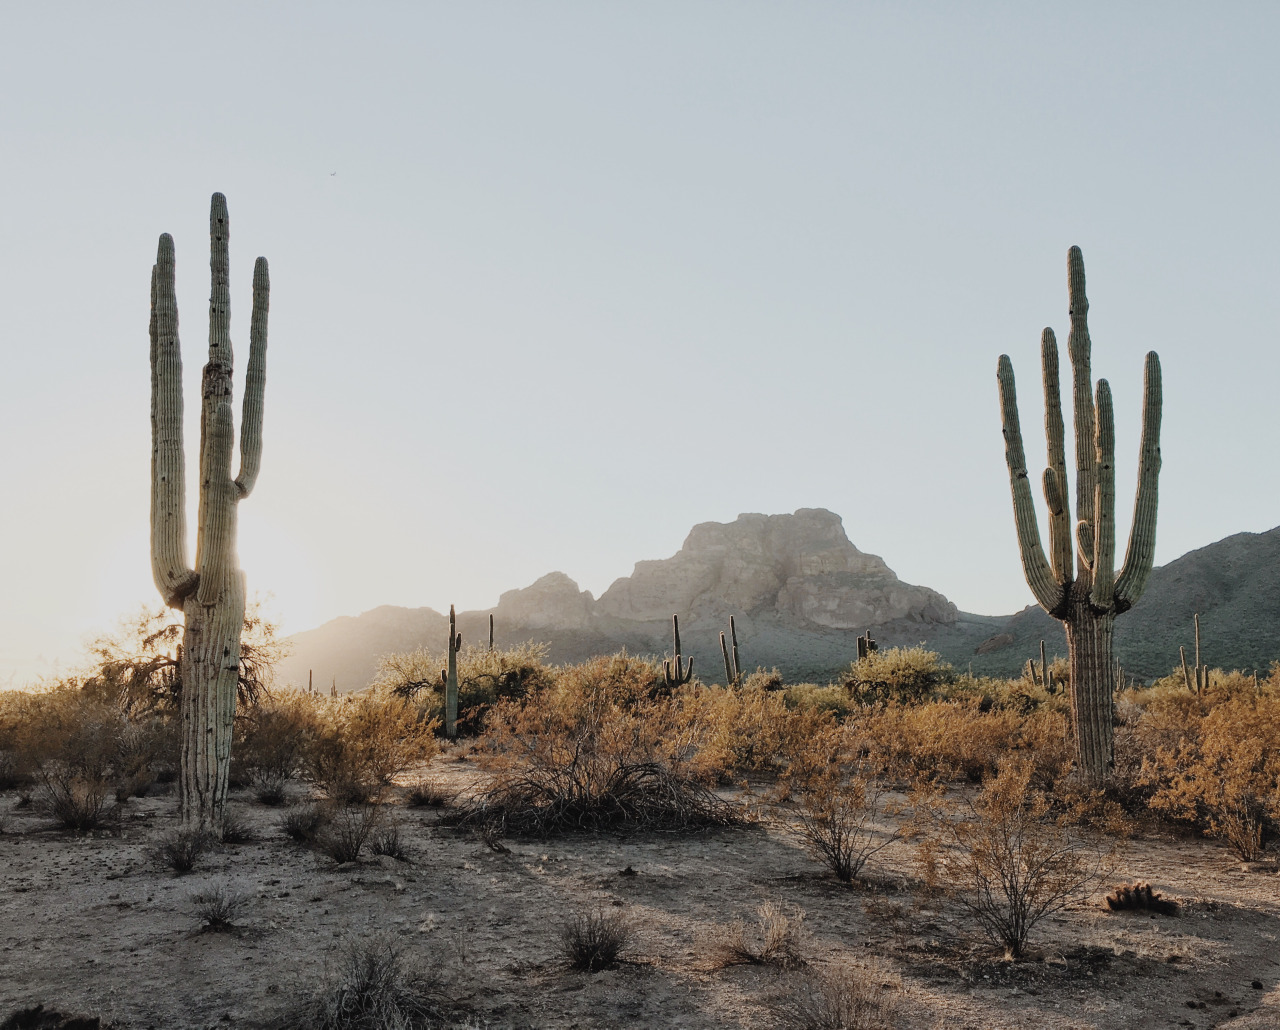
(560, 908), (633, 972)
(191, 881), (249, 931)
(321, 803), (383, 863)
(369, 820), (409, 862)
(154, 828), (213, 874)
(794, 774), (902, 885)
(774, 963), (905, 1030)
(457, 653), (735, 837)
(218, 811), (255, 844)
(280, 803), (330, 843)
(404, 777), (453, 808)
(303, 690), (439, 804)
(1104, 881), (1180, 915)
(920, 761), (1105, 959)
(285, 937), (445, 1030)
(719, 901), (808, 970)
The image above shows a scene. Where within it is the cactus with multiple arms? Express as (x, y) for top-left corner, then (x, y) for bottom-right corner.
(997, 246), (1162, 783)
(664, 614), (694, 688)
(150, 193), (269, 830)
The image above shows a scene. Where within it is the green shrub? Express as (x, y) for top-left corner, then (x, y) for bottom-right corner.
(842, 646), (953, 705)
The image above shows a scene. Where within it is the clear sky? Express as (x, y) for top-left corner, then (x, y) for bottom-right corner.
(2, 3), (1277, 686)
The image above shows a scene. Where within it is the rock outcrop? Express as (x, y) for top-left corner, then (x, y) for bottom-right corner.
(595, 509), (957, 630)
(494, 572), (595, 630)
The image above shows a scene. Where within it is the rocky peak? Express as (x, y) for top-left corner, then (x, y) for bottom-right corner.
(494, 571), (594, 629)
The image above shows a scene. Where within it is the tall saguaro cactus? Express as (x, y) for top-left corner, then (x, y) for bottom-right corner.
(997, 247), (1161, 783)
(150, 193), (269, 830)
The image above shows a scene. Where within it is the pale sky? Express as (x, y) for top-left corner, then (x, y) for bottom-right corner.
(2, 3), (1278, 687)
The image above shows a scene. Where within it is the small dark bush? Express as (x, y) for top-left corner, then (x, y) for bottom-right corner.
(154, 828), (212, 874)
(39, 766), (115, 832)
(285, 937), (444, 1030)
(1104, 882), (1180, 915)
(369, 822), (409, 862)
(191, 882), (248, 931)
(219, 811), (255, 844)
(560, 909), (632, 972)
(281, 803), (329, 843)
(0, 1004), (105, 1029)
(404, 778), (452, 808)
(322, 803), (382, 863)
(254, 775), (289, 806)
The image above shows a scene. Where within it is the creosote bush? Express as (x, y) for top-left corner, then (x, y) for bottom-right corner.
(155, 828), (213, 874)
(794, 775), (902, 885)
(843, 646), (953, 706)
(321, 803), (383, 864)
(920, 761), (1105, 959)
(281, 803), (330, 843)
(560, 908), (632, 972)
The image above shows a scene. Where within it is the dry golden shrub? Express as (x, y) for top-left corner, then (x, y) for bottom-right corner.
(460, 653), (733, 835)
(234, 688), (321, 798)
(1138, 692), (1280, 861)
(794, 772), (902, 885)
(922, 760), (1106, 959)
(303, 689), (439, 803)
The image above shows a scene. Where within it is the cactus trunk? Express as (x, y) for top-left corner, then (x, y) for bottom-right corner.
(1065, 604), (1115, 783)
(149, 193), (269, 832)
(445, 605), (460, 738)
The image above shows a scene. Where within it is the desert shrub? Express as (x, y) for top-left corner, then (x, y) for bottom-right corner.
(191, 881), (248, 931)
(688, 683), (837, 784)
(154, 828), (213, 874)
(774, 964), (904, 1030)
(219, 811), (255, 844)
(321, 803), (383, 863)
(404, 777), (452, 808)
(922, 761), (1104, 958)
(560, 909), (632, 971)
(458, 654), (734, 836)
(719, 901), (807, 970)
(1104, 881), (1179, 915)
(785, 683), (858, 721)
(1138, 693), (1280, 860)
(369, 820), (409, 862)
(281, 803), (330, 843)
(794, 775), (902, 885)
(303, 690), (439, 803)
(843, 646), (953, 706)
(377, 641), (554, 733)
(234, 689), (318, 800)
(286, 937), (444, 1030)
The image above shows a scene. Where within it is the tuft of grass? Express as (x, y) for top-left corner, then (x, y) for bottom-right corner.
(285, 937), (444, 1030)
(219, 811), (255, 844)
(254, 774), (289, 806)
(774, 965), (905, 1030)
(280, 803), (329, 843)
(191, 881), (248, 932)
(405, 778), (452, 809)
(719, 901), (807, 970)
(154, 828), (212, 874)
(560, 909), (632, 972)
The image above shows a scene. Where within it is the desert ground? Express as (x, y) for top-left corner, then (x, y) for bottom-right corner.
(4, 750), (1279, 1030)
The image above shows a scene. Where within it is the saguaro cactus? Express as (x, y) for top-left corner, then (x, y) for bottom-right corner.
(663, 614), (694, 688)
(441, 605), (461, 738)
(150, 193), (269, 830)
(997, 247), (1162, 783)
(719, 615), (741, 686)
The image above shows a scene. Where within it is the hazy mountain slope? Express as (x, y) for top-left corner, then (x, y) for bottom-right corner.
(277, 516), (1280, 691)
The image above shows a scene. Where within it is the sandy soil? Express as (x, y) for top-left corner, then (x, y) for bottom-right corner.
(3, 751), (1279, 1030)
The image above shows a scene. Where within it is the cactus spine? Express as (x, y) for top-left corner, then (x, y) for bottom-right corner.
(719, 615), (741, 686)
(149, 193), (269, 831)
(664, 614), (694, 688)
(997, 247), (1162, 783)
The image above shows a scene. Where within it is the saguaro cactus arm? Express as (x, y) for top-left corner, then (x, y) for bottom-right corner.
(1089, 380), (1117, 609)
(1113, 351), (1163, 611)
(1067, 246), (1097, 575)
(235, 257), (270, 498)
(1040, 329), (1074, 583)
(149, 235), (198, 608)
(997, 356), (1067, 614)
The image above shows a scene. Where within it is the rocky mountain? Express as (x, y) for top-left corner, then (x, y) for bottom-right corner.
(275, 511), (1280, 691)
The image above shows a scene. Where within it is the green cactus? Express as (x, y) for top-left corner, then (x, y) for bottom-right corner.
(719, 615), (741, 687)
(997, 246), (1162, 783)
(663, 614), (694, 688)
(442, 605), (461, 737)
(149, 193), (270, 831)
(856, 630), (877, 661)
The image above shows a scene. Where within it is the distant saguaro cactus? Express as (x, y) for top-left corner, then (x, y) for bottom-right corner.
(150, 193), (270, 830)
(719, 615), (741, 687)
(441, 605), (461, 738)
(997, 247), (1162, 783)
(663, 614), (693, 688)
